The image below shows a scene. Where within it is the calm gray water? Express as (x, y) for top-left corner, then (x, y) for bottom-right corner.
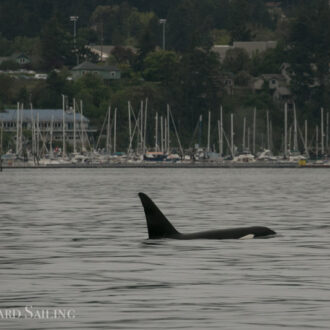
(0, 168), (330, 329)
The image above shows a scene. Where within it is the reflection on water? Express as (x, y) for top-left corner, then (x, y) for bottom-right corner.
(1, 168), (330, 329)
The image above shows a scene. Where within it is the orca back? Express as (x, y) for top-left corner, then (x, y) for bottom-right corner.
(138, 193), (179, 239)
(138, 193), (276, 240)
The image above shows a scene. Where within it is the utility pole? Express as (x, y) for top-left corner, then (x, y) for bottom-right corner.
(159, 19), (167, 50)
(70, 16), (79, 65)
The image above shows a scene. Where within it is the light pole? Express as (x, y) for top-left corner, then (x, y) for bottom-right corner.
(159, 19), (167, 50)
(70, 16), (79, 65)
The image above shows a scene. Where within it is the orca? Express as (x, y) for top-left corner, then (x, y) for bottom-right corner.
(138, 193), (276, 240)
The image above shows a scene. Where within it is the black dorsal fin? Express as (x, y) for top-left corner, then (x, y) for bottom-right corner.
(138, 193), (179, 239)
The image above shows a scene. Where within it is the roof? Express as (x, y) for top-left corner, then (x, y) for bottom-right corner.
(261, 74), (285, 81)
(212, 41), (277, 61)
(72, 61), (119, 72)
(87, 45), (138, 59)
(0, 109), (89, 123)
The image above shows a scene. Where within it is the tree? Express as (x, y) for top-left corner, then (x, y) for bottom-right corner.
(0, 74), (15, 105)
(250, 45), (286, 76)
(228, 0), (273, 42)
(111, 46), (136, 65)
(222, 48), (250, 73)
(174, 49), (223, 133)
(40, 16), (73, 69)
(143, 50), (180, 86)
(167, 0), (214, 52)
(286, 0), (330, 110)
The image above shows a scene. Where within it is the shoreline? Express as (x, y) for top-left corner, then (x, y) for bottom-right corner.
(2, 161), (328, 169)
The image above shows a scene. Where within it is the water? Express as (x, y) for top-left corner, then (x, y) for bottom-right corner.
(0, 168), (330, 329)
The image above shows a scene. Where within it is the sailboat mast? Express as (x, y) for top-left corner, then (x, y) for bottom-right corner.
(144, 99), (148, 154)
(220, 106), (223, 156)
(16, 102), (20, 155)
(253, 107), (256, 155)
(198, 114), (202, 148)
(80, 100), (84, 152)
(113, 108), (117, 154)
(304, 120), (308, 155)
(36, 112), (40, 159)
(217, 120), (221, 155)
(164, 117), (167, 154)
(20, 103), (23, 156)
(106, 106), (111, 153)
(73, 98), (76, 153)
(128, 101), (132, 154)
(293, 103), (298, 152)
(230, 113), (234, 158)
(167, 104), (170, 154)
(284, 102), (288, 158)
(316, 125), (319, 159)
(321, 107), (324, 155)
(140, 101), (144, 150)
(0, 120), (3, 158)
(267, 111), (270, 150)
(155, 112), (158, 151)
(326, 112), (329, 152)
(160, 116), (164, 153)
(50, 115), (53, 155)
(62, 95), (66, 158)
(207, 111), (211, 152)
(242, 117), (246, 152)
(30, 103), (34, 157)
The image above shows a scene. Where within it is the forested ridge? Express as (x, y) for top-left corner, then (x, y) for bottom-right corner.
(1, 0), (330, 152)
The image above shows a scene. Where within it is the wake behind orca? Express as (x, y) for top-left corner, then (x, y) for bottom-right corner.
(138, 193), (276, 240)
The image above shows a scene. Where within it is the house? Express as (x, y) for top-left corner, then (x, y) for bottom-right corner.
(250, 74), (291, 102)
(220, 72), (235, 95)
(212, 41), (277, 62)
(13, 53), (31, 65)
(71, 61), (121, 81)
(0, 53), (31, 66)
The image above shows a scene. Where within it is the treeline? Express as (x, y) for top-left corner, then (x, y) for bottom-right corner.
(0, 0), (330, 152)
(0, 0), (277, 61)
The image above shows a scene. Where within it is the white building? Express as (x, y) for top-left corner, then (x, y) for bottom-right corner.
(0, 108), (95, 143)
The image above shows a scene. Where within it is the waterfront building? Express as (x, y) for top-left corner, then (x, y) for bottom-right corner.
(0, 108), (95, 144)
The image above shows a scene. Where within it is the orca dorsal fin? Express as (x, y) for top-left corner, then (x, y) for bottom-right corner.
(138, 193), (179, 239)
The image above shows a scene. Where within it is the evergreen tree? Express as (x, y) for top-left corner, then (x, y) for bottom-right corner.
(287, 0), (330, 110)
(40, 16), (73, 69)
